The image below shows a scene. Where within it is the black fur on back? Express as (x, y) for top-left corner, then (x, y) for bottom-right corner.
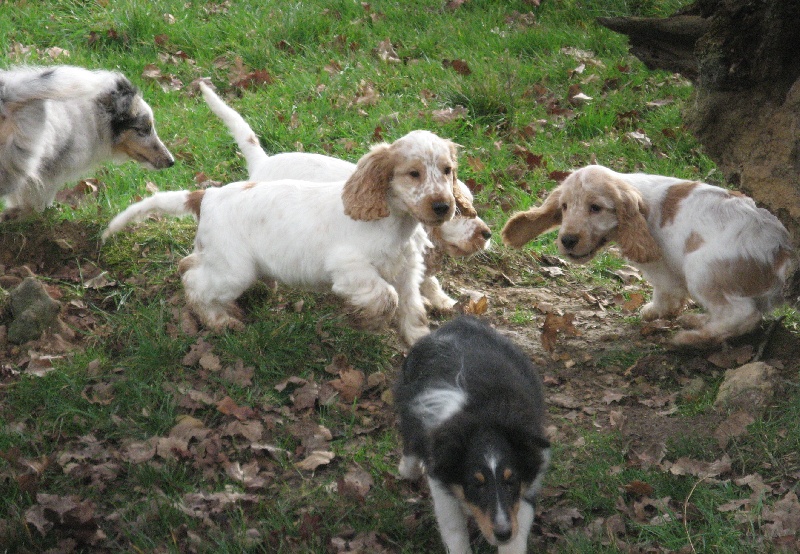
(395, 316), (550, 487)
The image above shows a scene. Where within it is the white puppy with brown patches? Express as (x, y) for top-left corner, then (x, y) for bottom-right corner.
(104, 130), (470, 345)
(197, 81), (490, 311)
(502, 164), (794, 346)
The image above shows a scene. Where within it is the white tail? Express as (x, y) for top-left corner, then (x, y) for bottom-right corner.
(102, 190), (194, 241)
(199, 81), (270, 176)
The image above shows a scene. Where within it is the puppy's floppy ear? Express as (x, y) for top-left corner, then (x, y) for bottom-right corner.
(502, 424), (550, 482)
(342, 143), (394, 221)
(501, 185), (563, 248)
(453, 174), (477, 218)
(447, 142), (477, 218)
(613, 179), (662, 264)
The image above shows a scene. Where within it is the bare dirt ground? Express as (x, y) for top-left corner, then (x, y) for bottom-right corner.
(2, 220), (799, 551)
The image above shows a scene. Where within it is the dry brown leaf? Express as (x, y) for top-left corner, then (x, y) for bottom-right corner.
(216, 396), (256, 420)
(443, 59), (472, 76)
(81, 383), (114, 405)
(624, 480), (655, 497)
(330, 368), (365, 403)
(431, 106), (468, 123)
(762, 492), (800, 538)
(338, 465), (374, 501)
(295, 450), (335, 471)
(375, 38), (400, 63)
(541, 312), (578, 352)
(714, 410), (755, 448)
(668, 454), (731, 478)
(621, 292), (645, 313)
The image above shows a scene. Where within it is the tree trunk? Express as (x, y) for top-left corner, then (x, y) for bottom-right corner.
(598, 0), (800, 245)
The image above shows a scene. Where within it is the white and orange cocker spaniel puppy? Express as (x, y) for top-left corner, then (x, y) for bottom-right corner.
(502, 164), (794, 346)
(197, 82), (490, 311)
(104, 130), (474, 346)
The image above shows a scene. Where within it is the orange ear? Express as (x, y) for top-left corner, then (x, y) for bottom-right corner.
(614, 181), (662, 263)
(342, 143), (394, 221)
(501, 186), (563, 248)
(453, 173), (477, 218)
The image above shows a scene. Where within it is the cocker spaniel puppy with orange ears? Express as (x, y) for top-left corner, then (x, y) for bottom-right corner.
(502, 164), (794, 346)
(197, 81), (490, 312)
(104, 130), (474, 346)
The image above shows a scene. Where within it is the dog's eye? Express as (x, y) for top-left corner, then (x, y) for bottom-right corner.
(561, 203), (567, 211)
(136, 125), (153, 137)
(409, 170), (421, 178)
(443, 166), (452, 175)
(589, 204), (602, 213)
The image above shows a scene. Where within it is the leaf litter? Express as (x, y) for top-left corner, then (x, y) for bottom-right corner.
(2, 44), (800, 550)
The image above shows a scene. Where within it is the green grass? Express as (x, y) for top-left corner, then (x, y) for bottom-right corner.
(1, 0), (799, 552)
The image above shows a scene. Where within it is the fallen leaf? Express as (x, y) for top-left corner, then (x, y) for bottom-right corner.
(375, 38), (400, 63)
(668, 454), (731, 478)
(295, 450), (335, 471)
(330, 368), (365, 403)
(443, 58), (472, 76)
(216, 396), (256, 420)
(338, 465), (374, 501)
(624, 480), (654, 497)
(541, 312), (579, 352)
(714, 410), (755, 448)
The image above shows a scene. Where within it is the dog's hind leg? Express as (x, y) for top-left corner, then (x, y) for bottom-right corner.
(673, 297), (762, 346)
(179, 254), (253, 331)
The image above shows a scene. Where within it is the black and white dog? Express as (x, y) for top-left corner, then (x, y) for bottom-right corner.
(395, 316), (550, 553)
(0, 65), (174, 218)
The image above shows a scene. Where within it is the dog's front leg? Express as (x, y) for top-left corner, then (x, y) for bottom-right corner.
(331, 262), (399, 331)
(420, 275), (457, 312)
(638, 264), (687, 321)
(428, 478), (472, 554)
(393, 256), (430, 346)
(498, 500), (534, 554)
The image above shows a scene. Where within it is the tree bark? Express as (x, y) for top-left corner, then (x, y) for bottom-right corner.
(598, 0), (800, 244)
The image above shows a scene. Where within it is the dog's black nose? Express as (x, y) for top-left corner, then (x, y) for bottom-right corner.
(432, 202), (451, 216)
(482, 229), (492, 240)
(494, 528), (513, 543)
(560, 234), (579, 250)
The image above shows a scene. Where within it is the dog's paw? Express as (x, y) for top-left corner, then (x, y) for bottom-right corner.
(402, 325), (430, 347)
(676, 312), (709, 329)
(641, 301), (683, 322)
(671, 328), (718, 347)
(398, 455), (424, 480)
